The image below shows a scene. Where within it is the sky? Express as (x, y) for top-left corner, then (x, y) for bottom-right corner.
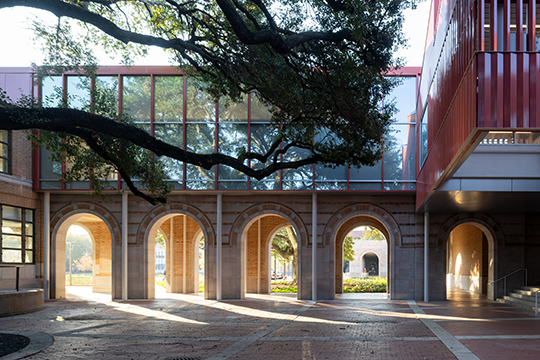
(0, 2), (431, 68)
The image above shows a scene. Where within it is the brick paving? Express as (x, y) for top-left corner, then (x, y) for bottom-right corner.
(1, 287), (540, 359)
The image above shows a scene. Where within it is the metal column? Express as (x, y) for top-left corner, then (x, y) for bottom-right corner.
(312, 193), (317, 301)
(424, 212), (429, 302)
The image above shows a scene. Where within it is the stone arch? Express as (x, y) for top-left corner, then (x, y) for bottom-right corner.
(436, 213), (504, 249)
(322, 203), (401, 247)
(322, 203), (399, 297)
(51, 203), (121, 244)
(229, 203), (309, 247)
(437, 213), (501, 300)
(136, 203), (216, 299)
(229, 203), (308, 299)
(136, 203), (215, 247)
(49, 202), (120, 299)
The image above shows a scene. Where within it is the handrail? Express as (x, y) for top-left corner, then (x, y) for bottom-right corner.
(534, 289), (540, 315)
(488, 268), (527, 297)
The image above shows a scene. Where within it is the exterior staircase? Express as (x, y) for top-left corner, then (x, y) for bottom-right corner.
(496, 286), (540, 313)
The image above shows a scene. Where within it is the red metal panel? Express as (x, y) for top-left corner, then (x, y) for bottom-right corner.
(504, 0), (511, 51)
(516, 0), (524, 51)
(497, 53), (505, 128)
(530, 54), (538, 128)
(528, 0), (536, 51)
(491, 0), (498, 50)
(478, 0), (485, 51)
(509, 53), (518, 127)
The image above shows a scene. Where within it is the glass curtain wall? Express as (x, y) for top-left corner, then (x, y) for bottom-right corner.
(38, 72), (417, 191)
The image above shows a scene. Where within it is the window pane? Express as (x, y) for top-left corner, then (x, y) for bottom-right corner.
(185, 164), (215, 190)
(349, 182), (382, 190)
(159, 157), (183, 185)
(155, 123), (182, 147)
(186, 78), (215, 123)
(40, 147), (62, 182)
(250, 96), (272, 122)
(219, 96), (247, 122)
(25, 223), (33, 236)
(0, 158), (6, 173)
(2, 235), (22, 248)
(95, 77), (119, 117)
(25, 237), (33, 249)
(25, 210), (34, 223)
(387, 77), (416, 124)
(123, 76), (151, 131)
(315, 164), (347, 190)
(218, 123), (248, 186)
(67, 76), (91, 110)
(25, 251), (33, 263)
(384, 124), (416, 181)
(0, 143), (7, 157)
(3, 220), (22, 234)
(249, 124), (280, 186)
(282, 147), (313, 190)
(42, 76), (63, 107)
(0, 129), (8, 143)
(349, 161), (382, 181)
(2, 206), (21, 221)
(2, 249), (21, 263)
(155, 76), (183, 122)
(186, 123), (215, 154)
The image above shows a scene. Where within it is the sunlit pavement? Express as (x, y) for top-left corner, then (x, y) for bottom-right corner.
(1, 287), (539, 359)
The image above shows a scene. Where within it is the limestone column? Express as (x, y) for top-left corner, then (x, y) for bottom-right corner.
(43, 192), (50, 300)
(217, 194), (222, 300)
(122, 192), (128, 300)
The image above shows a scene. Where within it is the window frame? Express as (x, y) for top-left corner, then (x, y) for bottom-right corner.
(0, 130), (11, 175)
(1, 205), (35, 264)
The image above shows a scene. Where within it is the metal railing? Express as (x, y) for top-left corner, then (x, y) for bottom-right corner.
(534, 289), (540, 315)
(488, 268), (528, 297)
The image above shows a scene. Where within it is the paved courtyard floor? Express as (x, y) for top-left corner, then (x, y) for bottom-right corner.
(1, 287), (539, 359)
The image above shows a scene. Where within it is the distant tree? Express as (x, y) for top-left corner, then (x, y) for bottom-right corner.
(75, 252), (93, 272)
(343, 235), (356, 262)
(271, 227), (297, 284)
(358, 227), (385, 241)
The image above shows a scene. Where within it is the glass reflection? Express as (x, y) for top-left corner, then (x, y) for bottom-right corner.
(186, 79), (215, 123)
(123, 76), (151, 132)
(282, 146), (312, 190)
(155, 76), (183, 122)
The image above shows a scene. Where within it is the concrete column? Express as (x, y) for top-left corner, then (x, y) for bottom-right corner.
(43, 192), (50, 300)
(217, 194), (222, 300)
(257, 219), (261, 293)
(122, 192), (128, 300)
(312, 193), (317, 301)
(183, 215), (187, 293)
(424, 212), (429, 302)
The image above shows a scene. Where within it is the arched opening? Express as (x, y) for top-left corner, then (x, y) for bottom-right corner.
(193, 231), (205, 293)
(146, 213), (206, 298)
(334, 216), (392, 298)
(52, 213), (113, 300)
(341, 226), (387, 295)
(154, 230), (166, 295)
(241, 214), (299, 298)
(446, 223), (492, 300)
(362, 253), (379, 277)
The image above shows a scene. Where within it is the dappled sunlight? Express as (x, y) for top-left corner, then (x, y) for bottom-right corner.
(112, 303), (209, 325)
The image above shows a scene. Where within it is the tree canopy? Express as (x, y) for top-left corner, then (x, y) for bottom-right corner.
(0, 0), (413, 204)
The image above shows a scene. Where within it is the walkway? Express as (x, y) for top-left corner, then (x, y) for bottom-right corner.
(0, 287), (539, 359)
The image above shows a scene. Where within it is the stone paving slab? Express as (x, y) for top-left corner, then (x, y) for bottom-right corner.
(2, 288), (540, 359)
(227, 339), (457, 360)
(460, 339), (540, 360)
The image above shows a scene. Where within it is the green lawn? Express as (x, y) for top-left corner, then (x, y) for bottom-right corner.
(343, 277), (387, 293)
(65, 273), (92, 285)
